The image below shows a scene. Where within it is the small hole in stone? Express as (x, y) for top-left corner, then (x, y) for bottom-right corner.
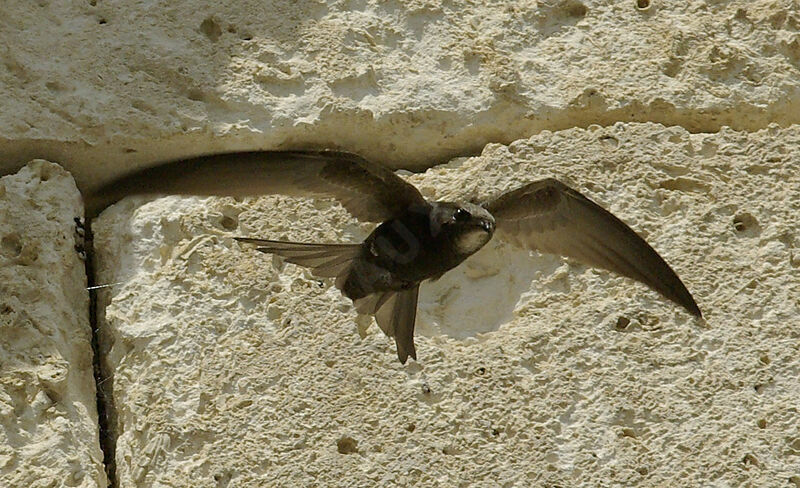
(39, 164), (53, 181)
(733, 212), (760, 236)
(200, 17), (222, 42)
(98, 18), (107, 25)
(636, 0), (651, 9)
(599, 135), (619, 149)
(567, 1), (588, 18)
(742, 453), (759, 467)
(636, 467), (649, 475)
(759, 354), (770, 365)
(421, 383), (431, 395)
(2, 234), (22, 257)
(475, 367), (486, 375)
(615, 316), (631, 331)
(406, 423), (415, 432)
(491, 428), (500, 436)
(88, 0), (97, 5)
(220, 216), (237, 231)
(336, 436), (358, 454)
(187, 88), (205, 102)
(757, 418), (767, 429)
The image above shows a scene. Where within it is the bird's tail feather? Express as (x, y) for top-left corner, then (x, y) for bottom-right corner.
(235, 238), (361, 283)
(353, 286), (420, 363)
(373, 286), (420, 364)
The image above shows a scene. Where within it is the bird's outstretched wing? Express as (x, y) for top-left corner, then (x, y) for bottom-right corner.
(483, 178), (701, 317)
(86, 150), (427, 222)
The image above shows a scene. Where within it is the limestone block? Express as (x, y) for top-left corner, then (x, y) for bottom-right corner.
(93, 123), (799, 487)
(0, 161), (106, 487)
(2, 1), (800, 183)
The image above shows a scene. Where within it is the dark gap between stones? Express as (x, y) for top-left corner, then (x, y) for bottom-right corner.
(83, 218), (118, 488)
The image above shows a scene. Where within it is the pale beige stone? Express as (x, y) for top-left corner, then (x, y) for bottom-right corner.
(3, 0), (800, 485)
(0, 161), (106, 488)
(1, 1), (799, 184)
(94, 123), (799, 487)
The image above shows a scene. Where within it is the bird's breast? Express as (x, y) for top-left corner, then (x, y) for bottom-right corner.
(453, 227), (493, 256)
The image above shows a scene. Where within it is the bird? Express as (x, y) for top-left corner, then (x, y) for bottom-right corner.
(87, 150), (702, 363)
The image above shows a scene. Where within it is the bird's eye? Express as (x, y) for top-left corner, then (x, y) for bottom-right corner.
(453, 208), (471, 222)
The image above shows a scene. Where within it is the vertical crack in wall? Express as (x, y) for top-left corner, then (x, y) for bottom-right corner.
(84, 220), (118, 488)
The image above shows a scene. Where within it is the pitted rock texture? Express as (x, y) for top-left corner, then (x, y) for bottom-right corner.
(2, 0), (800, 184)
(94, 123), (799, 487)
(0, 161), (106, 487)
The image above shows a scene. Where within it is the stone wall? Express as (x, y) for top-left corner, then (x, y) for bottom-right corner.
(0, 162), (106, 487)
(1, 1), (799, 487)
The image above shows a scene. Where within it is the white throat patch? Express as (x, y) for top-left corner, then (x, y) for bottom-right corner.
(455, 228), (492, 255)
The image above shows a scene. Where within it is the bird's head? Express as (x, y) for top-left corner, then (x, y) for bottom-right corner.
(430, 202), (496, 255)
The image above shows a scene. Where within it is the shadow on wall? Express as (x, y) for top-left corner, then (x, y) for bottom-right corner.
(417, 240), (549, 339)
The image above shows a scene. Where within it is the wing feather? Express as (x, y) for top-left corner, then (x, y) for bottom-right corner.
(234, 238), (362, 280)
(484, 179), (701, 316)
(87, 150), (427, 222)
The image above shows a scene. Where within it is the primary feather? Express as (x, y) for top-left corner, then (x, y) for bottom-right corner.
(484, 179), (701, 317)
(87, 150), (426, 221)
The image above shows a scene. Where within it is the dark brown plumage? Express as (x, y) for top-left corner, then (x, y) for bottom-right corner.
(90, 150), (701, 363)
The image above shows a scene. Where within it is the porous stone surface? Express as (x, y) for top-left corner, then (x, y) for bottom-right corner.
(2, 0), (800, 184)
(0, 161), (106, 487)
(94, 123), (799, 487)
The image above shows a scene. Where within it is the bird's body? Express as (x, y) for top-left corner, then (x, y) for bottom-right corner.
(234, 200), (496, 362)
(356, 202), (494, 289)
(89, 150), (701, 363)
